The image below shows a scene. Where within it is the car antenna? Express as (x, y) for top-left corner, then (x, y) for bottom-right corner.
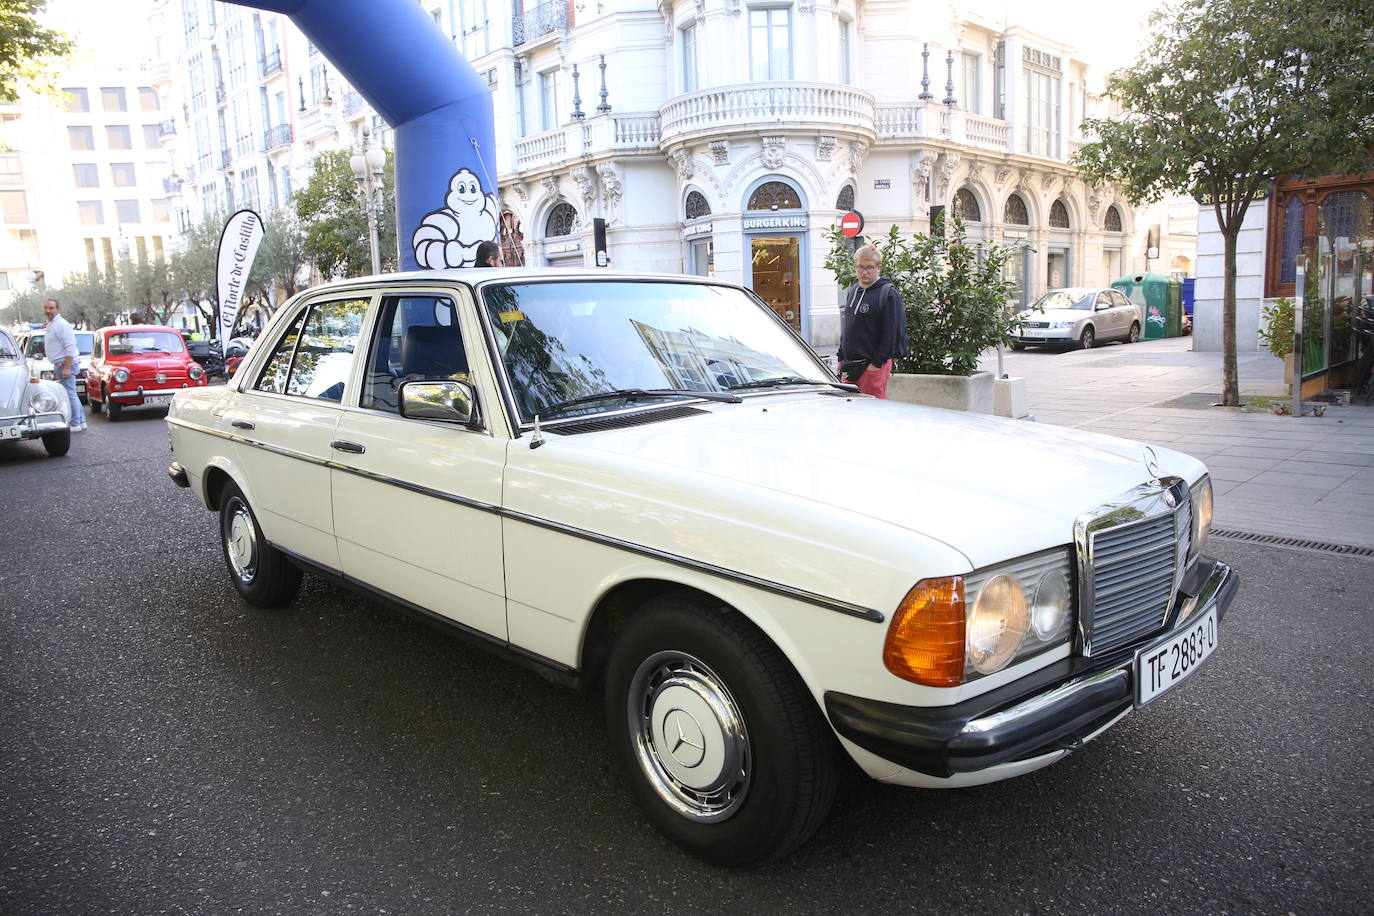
(530, 413), (545, 449)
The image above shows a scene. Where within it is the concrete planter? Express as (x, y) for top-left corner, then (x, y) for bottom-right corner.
(887, 370), (995, 414)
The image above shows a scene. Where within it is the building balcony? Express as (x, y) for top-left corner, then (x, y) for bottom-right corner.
(159, 119), (177, 138)
(260, 48), (283, 79)
(875, 103), (1011, 153)
(263, 122), (293, 150)
(512, 0), (567, 47)
(144, 59), (172, 88)
(659, 83), (876, 150)
(512, 112), (661, 173)
(341, 90), (365, 118)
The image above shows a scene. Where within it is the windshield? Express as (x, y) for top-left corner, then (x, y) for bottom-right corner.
(107, 330), (185, 355)
(1032, 290), (1095, 311)
(483, 280), (829, 423)
(0, 330), (17, 360)
(75, 332), (95, 356)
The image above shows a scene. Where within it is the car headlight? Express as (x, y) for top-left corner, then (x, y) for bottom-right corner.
(188, 363), (205, 380)
(40, 369), (55, 380)
(884, 548), (1075, 686)
(114, 367), (131, 383)
(1050, 321), (1074, 329)
(30, 388), (61, 414)
(1189, 475), (1213, 559)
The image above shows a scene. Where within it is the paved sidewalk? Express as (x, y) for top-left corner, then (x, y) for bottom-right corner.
(982, 337), (1374, 549)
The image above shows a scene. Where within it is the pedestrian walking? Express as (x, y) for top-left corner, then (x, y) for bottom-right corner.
(42, 298), (86, 431)
(837, 245), (905, 399)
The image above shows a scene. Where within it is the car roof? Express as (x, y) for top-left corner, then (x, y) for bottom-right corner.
(98, 324), (183, 334)
(297, 266), (734, 297)
(1042, 287), (1111, 297)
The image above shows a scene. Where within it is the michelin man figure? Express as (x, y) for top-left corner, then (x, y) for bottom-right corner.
(412, 168), (498, 268)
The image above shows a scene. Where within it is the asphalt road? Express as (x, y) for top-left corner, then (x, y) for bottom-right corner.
(2, 411), (1371, 915)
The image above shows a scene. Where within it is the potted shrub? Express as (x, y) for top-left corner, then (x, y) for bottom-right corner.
(1257, 296), (1296, 383)
(824, 220), (1027, 412)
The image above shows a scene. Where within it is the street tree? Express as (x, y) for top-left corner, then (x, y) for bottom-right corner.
(169, 211), (226, 332)
(293, 148), (397, 279)
(1073, 0), (1374, 406)
(0, 0), (73, 103)
(118, 255), (177, 325)
(250, 207), (309, 304)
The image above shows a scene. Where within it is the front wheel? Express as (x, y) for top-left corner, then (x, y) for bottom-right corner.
(88, 395), (102, 414)
(1010, 341), (1026, 351)
(604, 592), (837, 867)
(1079, 326), (1096, 350)
(219, 482), (302, 608)
(1126, 322), (1141, 344)
(105, 395), (122, 421)
(42, 429), (71, 457)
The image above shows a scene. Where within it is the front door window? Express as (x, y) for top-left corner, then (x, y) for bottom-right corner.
(750, 236), (801, 333)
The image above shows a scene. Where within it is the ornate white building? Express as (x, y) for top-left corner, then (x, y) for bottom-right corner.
(144, 0), (1156, 351)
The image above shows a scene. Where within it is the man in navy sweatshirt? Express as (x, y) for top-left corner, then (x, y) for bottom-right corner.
(836, 244), (905, 398)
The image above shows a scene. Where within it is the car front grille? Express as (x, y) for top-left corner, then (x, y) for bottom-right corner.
(1080, 482), (1191, 655)
(1023, 321), (1050, 329)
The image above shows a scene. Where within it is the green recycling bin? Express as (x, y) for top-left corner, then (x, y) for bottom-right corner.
(1113, 272), (1183, 339)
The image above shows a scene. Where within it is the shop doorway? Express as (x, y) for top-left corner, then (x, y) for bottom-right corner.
(749, 235), (803, 333)
(1046, 247), (1069, 291)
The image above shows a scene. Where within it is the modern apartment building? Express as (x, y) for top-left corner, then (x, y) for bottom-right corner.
(149, 0), (1159, 350)
(0, 67), (177, 316)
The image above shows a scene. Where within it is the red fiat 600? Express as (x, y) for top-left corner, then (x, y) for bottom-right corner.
(86, 325), (208, 421)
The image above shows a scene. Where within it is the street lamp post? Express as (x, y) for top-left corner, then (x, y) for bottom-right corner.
(350, 127), (387, 275)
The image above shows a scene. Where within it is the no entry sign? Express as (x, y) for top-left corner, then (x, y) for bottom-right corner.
(840, 210), (864, 238)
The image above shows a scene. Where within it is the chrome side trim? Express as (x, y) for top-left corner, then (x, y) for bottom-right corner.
(168, 417), (884, 624)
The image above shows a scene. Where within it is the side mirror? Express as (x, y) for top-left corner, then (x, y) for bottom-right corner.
(1095, 302), (1112, 311)
(400, 379), (481, 427)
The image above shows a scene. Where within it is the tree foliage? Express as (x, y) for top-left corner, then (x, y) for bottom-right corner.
(824, 221), (1026, 377)
(1073, 0), (1374, 404)
(0, 0), (73, 103)
(293, 148), (397, 279)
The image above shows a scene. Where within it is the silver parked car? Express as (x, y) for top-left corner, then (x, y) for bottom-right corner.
(0, 327), (72, 456)
(1013, 287), (1143, 350)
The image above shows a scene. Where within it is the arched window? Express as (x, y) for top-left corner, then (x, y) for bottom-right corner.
(1104, 205), (1122, 232)
(1049, 199), (1070, 228)
(685, 191), (711, 220)
(1279, 197), (1304, 283)
(953, 187), (980, 221)
(545, 202), (578, 237)
(1004, 193), (1029, 225)
(836, 184), (855, 211)
(747, 180), (802, 211)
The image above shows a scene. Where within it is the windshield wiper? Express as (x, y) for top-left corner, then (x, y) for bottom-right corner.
(728, 376), (853, 392)
(538, 388), (741, 420)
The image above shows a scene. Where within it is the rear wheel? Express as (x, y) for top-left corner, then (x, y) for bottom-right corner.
(1079, 326), (1096, 349)
(41, 429), (71, 457)
(219, 482), (302, 608)
(604, 592), (837, 867)
(1126, 322), (1141, 344)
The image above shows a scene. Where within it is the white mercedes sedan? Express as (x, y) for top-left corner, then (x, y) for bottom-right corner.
(166, 269), (1235, 866)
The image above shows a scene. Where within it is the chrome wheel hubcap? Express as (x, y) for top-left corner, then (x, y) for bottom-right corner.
(628, 650), (750, 822)
(226, 502), (258, 584)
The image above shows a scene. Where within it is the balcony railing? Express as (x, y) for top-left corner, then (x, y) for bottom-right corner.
(512, 113), (662, 172)
(260, 48), (283, 78)
(514, 128), (567, 168)
(613, 114), (660, 148)
(659, 83), (875, 147)
(263, 122), (293, 149)
(513, 0), (567, 46)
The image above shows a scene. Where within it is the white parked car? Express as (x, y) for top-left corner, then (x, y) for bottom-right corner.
(0, 327), (71, 456)
(15, 327), (96, 402)
(165, 269), (1235, 865)
(1014, 287), (1144, 350)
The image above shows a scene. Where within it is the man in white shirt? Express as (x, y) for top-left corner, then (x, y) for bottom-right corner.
(43, 298), (86, 431)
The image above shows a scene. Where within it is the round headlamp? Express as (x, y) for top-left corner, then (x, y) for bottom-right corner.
(30, 389), (60, 413)
(1030, 570), (1072, 641)
(967, 575), (1029, 674)
(40, 369), (55, 380)
(114, 367), (131, 383)
(188, 363), (205, 380)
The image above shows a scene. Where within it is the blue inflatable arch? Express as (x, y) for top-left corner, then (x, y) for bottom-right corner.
(223, 0), (498, 271)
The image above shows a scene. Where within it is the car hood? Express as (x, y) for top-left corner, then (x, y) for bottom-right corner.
(0, 362), (28, 415)
(550, 392), (1201, 569)
(1023, 308), (1093, 323)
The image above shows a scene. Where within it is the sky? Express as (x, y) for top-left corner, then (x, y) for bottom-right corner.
(42, 0), (1160, 76)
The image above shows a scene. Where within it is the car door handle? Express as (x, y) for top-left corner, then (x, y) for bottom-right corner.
(231, 420), (255, 430)
(331, 440), (365, 454)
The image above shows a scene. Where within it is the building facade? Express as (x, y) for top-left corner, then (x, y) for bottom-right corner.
(145, 0), (1155, 351)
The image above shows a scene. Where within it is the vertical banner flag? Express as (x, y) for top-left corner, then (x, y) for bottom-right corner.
(216, 209), (264, 345)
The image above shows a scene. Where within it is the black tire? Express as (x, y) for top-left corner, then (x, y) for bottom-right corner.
(1079, 326), (1096, 349)
(106, 396), (122, 421)
(41, 429), (71, 457)
(219, 482), (302, 608)
(1010, 341), (1026, 351)
(1126, 322), (1141, 344)
(604, 592), (837, 867)
(89, 395), (102, 414)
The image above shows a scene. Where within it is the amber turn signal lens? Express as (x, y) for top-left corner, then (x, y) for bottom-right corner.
(883, 577), (966, 687)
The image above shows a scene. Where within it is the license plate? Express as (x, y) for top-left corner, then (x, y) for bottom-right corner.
(1, 425), (22, 439)
(1134, 607), (1218, 706)
(143, 394), (173, 406)
(1023, 329), (1049, 337)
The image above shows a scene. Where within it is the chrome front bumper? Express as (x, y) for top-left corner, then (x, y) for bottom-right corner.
(1, 412), (68, 439)
(826, 557), (1238, 778)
